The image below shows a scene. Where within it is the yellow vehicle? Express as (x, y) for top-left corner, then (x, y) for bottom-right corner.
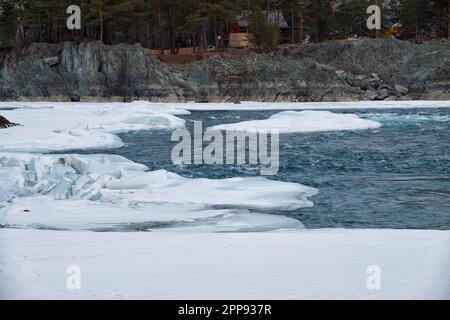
(383, 22), (402, 37)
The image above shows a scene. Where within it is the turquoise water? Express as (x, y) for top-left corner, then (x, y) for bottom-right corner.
(83, 108), (450, 230)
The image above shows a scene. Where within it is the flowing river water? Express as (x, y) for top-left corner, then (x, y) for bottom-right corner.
(79, 107), (450, 230)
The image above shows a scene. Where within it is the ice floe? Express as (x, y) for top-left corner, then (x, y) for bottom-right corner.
(0, 153), (316, 232)
(209, 110), (381, 133)
(102, 170), (317, 210)
(0, 101), (188, 153)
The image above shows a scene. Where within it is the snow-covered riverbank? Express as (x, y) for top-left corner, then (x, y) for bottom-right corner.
(1, 228), (449, 299)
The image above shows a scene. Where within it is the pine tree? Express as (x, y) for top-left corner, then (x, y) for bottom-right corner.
(399, 0), (433, 39)
(432, 0), (450, 37)
(82, 0), (111, 42)
(0, 0), (446, 48)
(0, 0), (18, 44)
(335, 0), (372, 38)
(248, 5), (279, 51)
(298, 0), (333, 42)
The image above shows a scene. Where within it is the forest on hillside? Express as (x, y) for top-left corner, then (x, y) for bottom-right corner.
(0, 0), (449, 51)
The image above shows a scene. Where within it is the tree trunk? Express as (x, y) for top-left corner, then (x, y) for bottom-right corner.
(197, 31), (205, 57)
(100, 9), (104, 42)
(448, 0), (450, 38)
(291, 2), (294, 43)
(300, 15), (303, 43)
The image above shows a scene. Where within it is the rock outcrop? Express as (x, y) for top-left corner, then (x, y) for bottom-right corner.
(299, 37), (450, 100)
(0, 38), (449, 102)
(0, 42), (184, 102)
(0, 115), (18, 128)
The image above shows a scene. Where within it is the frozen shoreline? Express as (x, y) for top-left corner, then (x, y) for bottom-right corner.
(2, 100), (450, 114)
(1, 228), (449, 300)
(0, 101), (188, 153)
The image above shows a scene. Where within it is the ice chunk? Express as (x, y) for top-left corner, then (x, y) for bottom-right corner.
(72, 176), (94, 196)
(122, 113), (185, 129)
(26, 157), (45, 183)
(0, 166), (25, 203)
(104, 170), (318, 211)
(158, 212), (305, 233)
(45, 178), (73, 200)
(53, 159), (76, 179)
(0, 156), (23, 168)
(105, 170), (169, 190)
(209, 111), (382, 133)
(93, 174), (113, 188)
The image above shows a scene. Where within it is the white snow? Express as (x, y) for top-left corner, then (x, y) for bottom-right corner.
(209, 111), (381, 133)
(0, 101), (188, 153)
(1, 228), (449, 299)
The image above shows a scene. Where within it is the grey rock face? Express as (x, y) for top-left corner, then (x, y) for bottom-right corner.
(178, 53), (354, 102)
(0, 38), (449, 102)
(0, 42), (184, 101)
(301, 38), (450, 99)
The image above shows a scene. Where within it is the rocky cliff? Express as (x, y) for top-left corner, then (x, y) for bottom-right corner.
(0, 38), (449, 102)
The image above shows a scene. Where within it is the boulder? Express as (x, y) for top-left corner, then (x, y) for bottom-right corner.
(395, 85), (409, 95)
(380, 84), (396, 95)
(335, 70), (347, 80)
(365, 90), (378, 100)
(44, 56), (59, 67)
(370, 73), (380, 81)
(380, 84), (394, 90)
(376, 88), (390, 100)
(356, 75), (367, 81)
(367, 78), (382, 90)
